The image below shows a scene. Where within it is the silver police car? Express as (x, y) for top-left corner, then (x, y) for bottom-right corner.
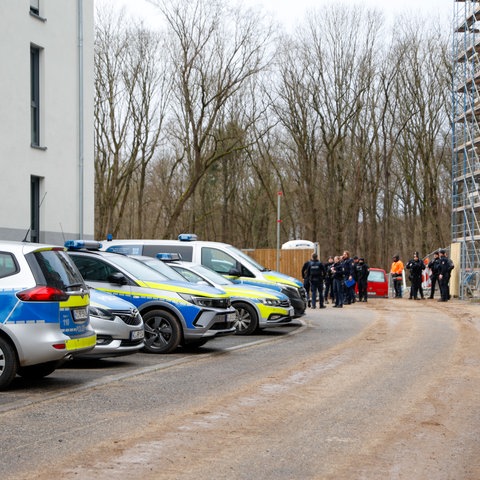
(0, 241), (96, 389)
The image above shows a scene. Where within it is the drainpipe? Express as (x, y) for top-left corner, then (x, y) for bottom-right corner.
(77, 0), (84, 238)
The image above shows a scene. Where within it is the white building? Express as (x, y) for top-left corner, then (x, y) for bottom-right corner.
(0, 0), (94, 244)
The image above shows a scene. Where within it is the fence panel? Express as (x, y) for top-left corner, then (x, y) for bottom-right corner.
(242, 248), (314, 283)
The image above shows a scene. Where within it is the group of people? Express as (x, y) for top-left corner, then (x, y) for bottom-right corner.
(301, 251), (370, 309)
(390, 249), (454, 302)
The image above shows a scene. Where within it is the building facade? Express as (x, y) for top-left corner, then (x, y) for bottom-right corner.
(0, 0), (94, 244)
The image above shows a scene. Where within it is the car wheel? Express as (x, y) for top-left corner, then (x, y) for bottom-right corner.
(0, 337), (18, 390)
(17, 361), (58, 379)
(232, 301), (258, 335)
(143, 309), (182, 354)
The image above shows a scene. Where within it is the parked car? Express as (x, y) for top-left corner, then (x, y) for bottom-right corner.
(136, 255), (294, 335)
(65, 240), (237, 353)
(0, 241), (96, 389)
(366, 268), (389, 298)
(101, 235), (307, 317)
(81, 289), (144, 359)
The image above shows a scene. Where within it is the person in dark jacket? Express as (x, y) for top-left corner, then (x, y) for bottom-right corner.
(323, 256), (335, 304)
(307, 253), (326, 309)
(354, 257), (370, 302)
(342, 251), (355, 304)
(427, 251), (441, 299)
(301, 254), (314, 308)
(331, 255), (345, 308)
(438, 249), (454, 302)
(406, 252), (425, 300)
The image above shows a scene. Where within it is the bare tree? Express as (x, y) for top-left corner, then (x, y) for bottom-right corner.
(147, 0), (275, 238)
(94, 5), (169, 239)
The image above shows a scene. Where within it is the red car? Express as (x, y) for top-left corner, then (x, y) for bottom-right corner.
(365, 267), (389, 298)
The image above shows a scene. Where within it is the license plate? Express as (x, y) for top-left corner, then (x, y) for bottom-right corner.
(130, 329), (145, 340)
(73, 307), (88, 321)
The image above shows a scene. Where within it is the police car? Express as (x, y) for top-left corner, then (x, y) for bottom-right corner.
(141, 254), (294, 335)
(102, 234), (307, 317)
(82, 289), (144, 359)
(65, 240), (236, 353)
(0, 241), (96, 390)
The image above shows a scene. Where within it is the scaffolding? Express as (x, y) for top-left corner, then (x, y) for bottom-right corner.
(453, 0), (480, 298)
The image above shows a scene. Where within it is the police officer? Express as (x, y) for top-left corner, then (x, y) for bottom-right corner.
(354, 257), (370, 302)
(324, 256), (335, 304)
(427, 251), (441, 299)
(301, 254), (314, 308)
(331, 255), (345, 308)
(406, 252), (425, 300)
(438, 249), (454, 302)
(307, 253), (326, 309)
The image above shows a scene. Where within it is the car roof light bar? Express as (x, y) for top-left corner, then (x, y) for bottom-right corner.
(64, 240), (103, 251)
(178, 233), (197, 242)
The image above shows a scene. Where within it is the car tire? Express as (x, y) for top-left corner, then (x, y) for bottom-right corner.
(17, 360), (58, 379)
(232, 301), (258, 335)
(143, 309), (182, 354)
(0, 337), (18, 390)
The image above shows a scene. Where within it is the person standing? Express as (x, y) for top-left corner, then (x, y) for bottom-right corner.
(354, 257), (370, 302)
(390, 254), (404, 298)
(307, 253), (326, 309)
(301, 254), (314, 308)
(438, 249), (454, 302)
(323, 256), (335, 305)
(342, 251), (355, 304)
(427, 251), (441, 299)
(406, 252), (425, 300)
(331, 255), (345, 308)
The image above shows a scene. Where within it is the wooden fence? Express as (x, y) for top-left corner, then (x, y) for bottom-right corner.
(241, 248), (314, 283)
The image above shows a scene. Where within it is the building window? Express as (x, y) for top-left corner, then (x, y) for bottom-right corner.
(30, 176), (41, 243)
(30, 0), (40, 16)
(31, 46), (40, 147)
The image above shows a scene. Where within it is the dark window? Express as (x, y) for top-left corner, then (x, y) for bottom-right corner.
(31, 46), (40, 146)
(30, 176), (41, 243)
(30, 0), (40, 15)
(0, 253), (19, 279)
(69, 255), (119, 283)
(143, 245), (193, 261)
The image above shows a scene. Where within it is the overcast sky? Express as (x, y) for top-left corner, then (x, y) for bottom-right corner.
(96, 0), (453, 30)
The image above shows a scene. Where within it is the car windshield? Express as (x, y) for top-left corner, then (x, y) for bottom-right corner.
(189, 264), (232, 285)
(108, 254), (173, 283)
(225, 245), (268, 272)
(134, 257), (187, 282)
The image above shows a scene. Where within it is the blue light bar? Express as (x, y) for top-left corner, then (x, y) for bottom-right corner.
(156, 253), (182, 261)
(178, 233), (197, 242)
(65, 240), (102, 251)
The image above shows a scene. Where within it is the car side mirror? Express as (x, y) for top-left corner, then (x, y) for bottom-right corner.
(108, 272), (128, 285)
(228, 268), (241, 277)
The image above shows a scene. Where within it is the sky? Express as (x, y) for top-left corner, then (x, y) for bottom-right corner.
(96, 0), (453, 30)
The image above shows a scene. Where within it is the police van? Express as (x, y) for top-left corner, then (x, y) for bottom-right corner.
(103, 235), (307, 317)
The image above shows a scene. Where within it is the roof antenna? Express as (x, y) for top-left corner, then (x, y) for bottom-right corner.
(22, 191), (47, 242)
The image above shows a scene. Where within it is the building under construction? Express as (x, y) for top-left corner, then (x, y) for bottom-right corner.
(453, 0), (480, 298)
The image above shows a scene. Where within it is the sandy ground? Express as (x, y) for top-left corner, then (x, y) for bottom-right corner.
(19, 299), (480, 479)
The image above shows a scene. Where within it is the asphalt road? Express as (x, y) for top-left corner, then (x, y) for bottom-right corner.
(1, 298), (480, 480)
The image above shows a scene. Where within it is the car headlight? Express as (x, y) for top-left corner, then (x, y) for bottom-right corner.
(179, 293), (231, 308)
(262, 298), (282, 307)
(89, 305), (115, 321)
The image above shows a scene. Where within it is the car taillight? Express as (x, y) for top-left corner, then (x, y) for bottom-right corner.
(16, 286), (69, 302)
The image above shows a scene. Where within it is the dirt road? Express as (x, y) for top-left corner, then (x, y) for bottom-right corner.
(20, 299), (480, 479)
